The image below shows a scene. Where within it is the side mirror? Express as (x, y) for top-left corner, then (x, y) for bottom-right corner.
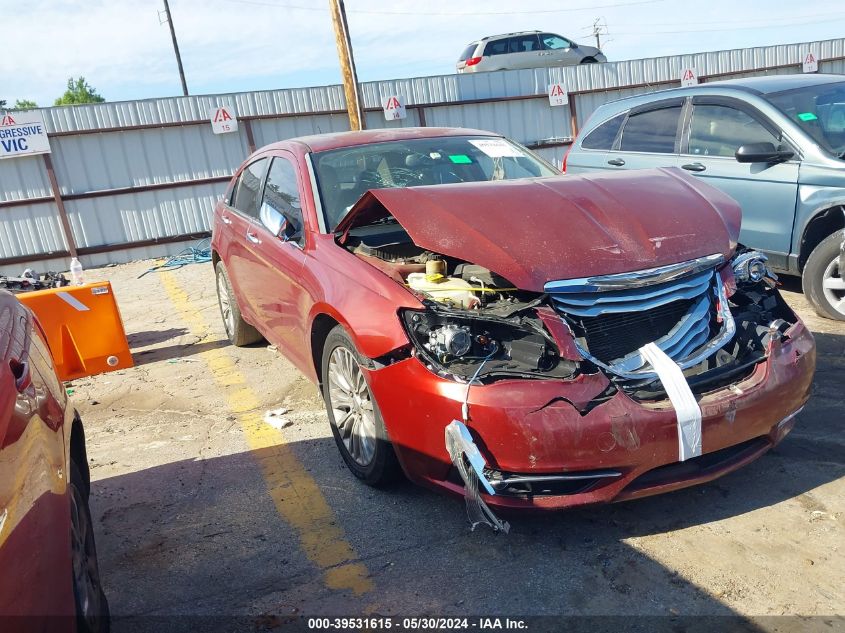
(259, 203), (285, 237)
(570, 42), (579, 50)
(735, 142), (794, 164)
(260, 202), (302, 242)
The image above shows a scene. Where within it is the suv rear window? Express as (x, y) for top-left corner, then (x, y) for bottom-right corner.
(581, 113), (625, 150)
(459, 43), (478, 61)
(620, 106), (682, 153)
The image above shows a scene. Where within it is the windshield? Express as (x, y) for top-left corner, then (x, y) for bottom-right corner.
(765, 81), (845, 157)
(312, 135), (558, 230)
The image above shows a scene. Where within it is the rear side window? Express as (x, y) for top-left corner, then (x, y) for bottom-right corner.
(459, 43), (478, 61)
(688, 104), (780, 157)
(484, 39), (509, 56)
(232, 158), (268, 218)
(581, 113), (625, 150)
(620, 106), (682, 153)
(509, 34), (541, 53)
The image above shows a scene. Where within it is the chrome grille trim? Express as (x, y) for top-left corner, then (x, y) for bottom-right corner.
(545, 253), (724, 294)
(549, 269), (712, 317)
(545, 259), (736, 380)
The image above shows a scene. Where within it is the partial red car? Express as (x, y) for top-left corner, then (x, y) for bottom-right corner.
(211, 127), (815, 520)
(0, 290), (109, 631)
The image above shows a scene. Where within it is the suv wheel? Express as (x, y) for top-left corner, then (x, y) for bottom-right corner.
(70, 460), (110, 633)
(321, 326), (400, 486)
(215, 261), (263, 345)
(802, 230), (845, 321)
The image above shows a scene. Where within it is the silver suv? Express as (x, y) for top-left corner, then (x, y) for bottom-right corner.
(457, 31), (605, 73)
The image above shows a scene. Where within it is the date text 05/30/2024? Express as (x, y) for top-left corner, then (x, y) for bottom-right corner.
(307, 618), (528, 630)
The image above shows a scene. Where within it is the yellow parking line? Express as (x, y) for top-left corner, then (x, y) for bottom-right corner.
(160, 272), (373, 595)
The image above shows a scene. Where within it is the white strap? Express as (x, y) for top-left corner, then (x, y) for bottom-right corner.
(639, 342), (703, 462)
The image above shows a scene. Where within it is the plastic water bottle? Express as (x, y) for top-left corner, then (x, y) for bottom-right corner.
(69, 257), (85, 285)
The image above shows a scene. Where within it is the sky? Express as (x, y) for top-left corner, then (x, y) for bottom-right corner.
(3, 0), (845, 107)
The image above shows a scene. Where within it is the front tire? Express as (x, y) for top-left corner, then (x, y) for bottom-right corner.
(321, 326), (400, 486)
(70, 460), (110, 633)
(802, 230), (845, 321)
(580, 56), (598, 64)
(215, 261), (263, 345)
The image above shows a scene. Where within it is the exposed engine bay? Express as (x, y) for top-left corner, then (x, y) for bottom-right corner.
(342, 218), (800, 401)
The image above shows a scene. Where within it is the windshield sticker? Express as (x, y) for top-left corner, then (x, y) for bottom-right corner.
(469, 139), (523, 158)
(797, 112), (818, 122)
(448, 154), (473, 164)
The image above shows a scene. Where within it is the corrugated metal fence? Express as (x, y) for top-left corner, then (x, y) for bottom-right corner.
(2, 37), (844, 275)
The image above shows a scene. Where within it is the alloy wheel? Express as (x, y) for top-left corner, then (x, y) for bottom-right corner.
(822, 255), (845, 317)
(327, 346), (377, 467)
(217, 271), (234, 336)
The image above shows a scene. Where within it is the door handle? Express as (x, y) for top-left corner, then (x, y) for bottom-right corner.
(681, 162), (706, 172)
(607, 158), (626, 166)
(221, 215), (232, 225)
(246, 231), (261, 245)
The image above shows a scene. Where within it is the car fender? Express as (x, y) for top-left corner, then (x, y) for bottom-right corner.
(304, 237), (423, 367)
(792, 184), (845, 272)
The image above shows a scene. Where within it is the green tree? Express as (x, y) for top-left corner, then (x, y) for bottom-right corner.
(14, 99), (38, 110)
(54, 77), (105, 106)
(0, 99), (6, 108)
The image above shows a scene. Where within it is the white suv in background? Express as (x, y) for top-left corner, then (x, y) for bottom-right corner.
(457, 31), (606, 73)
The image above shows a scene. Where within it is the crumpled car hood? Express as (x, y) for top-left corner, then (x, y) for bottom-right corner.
(336, 167), (741, 292)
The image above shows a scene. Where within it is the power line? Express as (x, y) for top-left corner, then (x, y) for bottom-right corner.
(613, 14), (845, 35)
(218, 0), (666, 16)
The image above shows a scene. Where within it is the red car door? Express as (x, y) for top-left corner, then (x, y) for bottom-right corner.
(0, 296), (76, 629)
(225, 156), (270, 325)
(247, 152), (310, 372)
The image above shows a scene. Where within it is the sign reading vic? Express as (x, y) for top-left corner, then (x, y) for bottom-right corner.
(0, 110), (51, 160)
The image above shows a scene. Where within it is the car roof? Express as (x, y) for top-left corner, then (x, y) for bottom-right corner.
(267, 127), (501, 153)
(704, 73), (845, 94)
(592, 73), (845, 114)
(480, 30), (542, 41)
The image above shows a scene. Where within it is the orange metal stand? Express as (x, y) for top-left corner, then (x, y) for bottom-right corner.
(18, 281), (134, 381)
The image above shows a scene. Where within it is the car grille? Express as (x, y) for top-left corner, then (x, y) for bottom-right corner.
(546, 264), (725, 377)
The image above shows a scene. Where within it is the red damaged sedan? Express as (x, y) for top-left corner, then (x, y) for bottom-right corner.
(211, 127), (815, 527)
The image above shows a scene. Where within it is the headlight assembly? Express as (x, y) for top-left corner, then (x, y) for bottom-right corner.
(731, 250), (777, 286)
(400, 308), (577, 381)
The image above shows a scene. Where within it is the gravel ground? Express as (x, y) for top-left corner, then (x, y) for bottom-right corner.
(69, 260), (844, 631)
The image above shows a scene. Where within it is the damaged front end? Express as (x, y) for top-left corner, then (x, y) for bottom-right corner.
(334, 174), (814, 527)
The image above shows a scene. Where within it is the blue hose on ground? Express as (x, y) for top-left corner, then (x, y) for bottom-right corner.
(137, 238), (212, 278)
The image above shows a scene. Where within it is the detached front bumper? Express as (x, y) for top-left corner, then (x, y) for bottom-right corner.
(365, 319), (815, 511)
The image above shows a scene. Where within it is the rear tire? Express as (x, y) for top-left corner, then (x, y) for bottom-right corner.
(321, 326), (400, 486)
(215, 261), (263, 345)
(802, 230), (845, 321)
(70, 460), (110, 633)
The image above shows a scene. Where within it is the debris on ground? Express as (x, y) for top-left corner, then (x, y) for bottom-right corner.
(264, 408), (293, 429)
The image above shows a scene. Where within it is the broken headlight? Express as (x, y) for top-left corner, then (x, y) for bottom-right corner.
(731, 250), (777, 286)
(400, 308), (576, 380)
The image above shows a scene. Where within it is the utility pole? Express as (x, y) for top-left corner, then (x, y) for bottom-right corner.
(161, 0), (189, 96)
(329, 0), (365, 130)
(591, 18), (607, 50)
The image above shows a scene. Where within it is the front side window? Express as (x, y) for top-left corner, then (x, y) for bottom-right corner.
(540, 34), (571, 50)
(581, 113), (625, 150)
(765, 80), (845, 157)
(232, 158), (268, 218)
(484, 39), (509, 56)
(619, 106), (682, 153)
(261, 157), (304, 245)
(688, 105), (780, 157)
(312, 136), (558, 230)
(509, 35), (541, 53)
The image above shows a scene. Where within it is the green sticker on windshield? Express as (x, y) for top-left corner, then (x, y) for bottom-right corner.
(797, 112), (818, 121)
(449, 154), (473, 164)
